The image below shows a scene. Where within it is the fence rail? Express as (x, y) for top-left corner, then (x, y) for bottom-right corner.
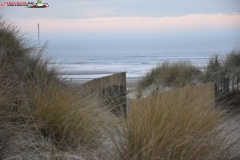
(215, 75), (240, 93)
(80, 72), (126, 92)
(128, 83), (216, 116)
(79, 73), (217, 117)
(79, 72), (127, 115)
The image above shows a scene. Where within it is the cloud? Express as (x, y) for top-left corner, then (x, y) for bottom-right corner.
(15, 14), (240, 34)
(1, 0), (240, 35)
(1, 0), (240, 20)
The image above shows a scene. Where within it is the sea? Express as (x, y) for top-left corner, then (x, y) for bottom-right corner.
(39, 31), (240, 81)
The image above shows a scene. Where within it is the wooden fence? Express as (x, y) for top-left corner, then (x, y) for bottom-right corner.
(79, 72), (127, 115)
(128, 83), (216, 115)
(215, 75), (240, 93)
(79, 73), (216, 117)
(79, 72), (126, 92)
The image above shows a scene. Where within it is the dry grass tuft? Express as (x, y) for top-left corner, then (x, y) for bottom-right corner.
(28, 82), (106, 149)
(202, 49), (240, 82)
(137, 61), (200, 90)
(112, 84), (238, 160)
(136, 61), (201, 97)
(225, 49), (240, 75)
(1, 14), (240, 160)
(201, 55), (225, 82)
(0, 15), (113, 159)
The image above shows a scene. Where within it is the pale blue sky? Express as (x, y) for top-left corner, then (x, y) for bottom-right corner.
(2, 0), (240, 18)
(1, 0), (240, 34)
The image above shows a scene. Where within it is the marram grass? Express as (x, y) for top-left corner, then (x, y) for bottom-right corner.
(1, 14), (240, 159)
(112, 84), (234, 160)
(0, 15), (112, 158)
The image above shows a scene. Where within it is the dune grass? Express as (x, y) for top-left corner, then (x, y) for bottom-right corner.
(137, 50), (240, 98)
(1, 15), (240, 159)
(28, 80), (106, 149)
(0, 15), (112, 159)
(138, 61), (201, 89)
(224, 49), (240, 75)
(202, 49), (240, 82)
(201, 55), (225, 82)
(112, 84), (238, 160)
(201, 50), (240, 112)
(136, 61), (201, 97)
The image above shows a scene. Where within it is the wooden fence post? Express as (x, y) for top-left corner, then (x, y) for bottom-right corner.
(223, 77), (229, 93)
(221, 78), (224, 93)
(237, 75), (240, 91)
(215, 81), (220, 94)
(79, 72), (127, 116)
(232, 75), (234, 91)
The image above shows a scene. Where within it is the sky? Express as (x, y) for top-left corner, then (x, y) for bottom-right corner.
(1, 0), (240, 35)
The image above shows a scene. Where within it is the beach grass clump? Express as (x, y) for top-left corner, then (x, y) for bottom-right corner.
(201, 50), (240, 112)
(113, 84), (235, 160)
(224, 49), (240, 75)
(137, 61), (201, 91)
(202, 49), (240, 82)
(27, 79), (106, 149)
(0, 15), (33, 61)
(2, 14), (240, 159)
(138, 61), (200, 89)
(202, 55), (225, 82)
(101, 85), (127, 116)
(0, 15), (110, 158)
